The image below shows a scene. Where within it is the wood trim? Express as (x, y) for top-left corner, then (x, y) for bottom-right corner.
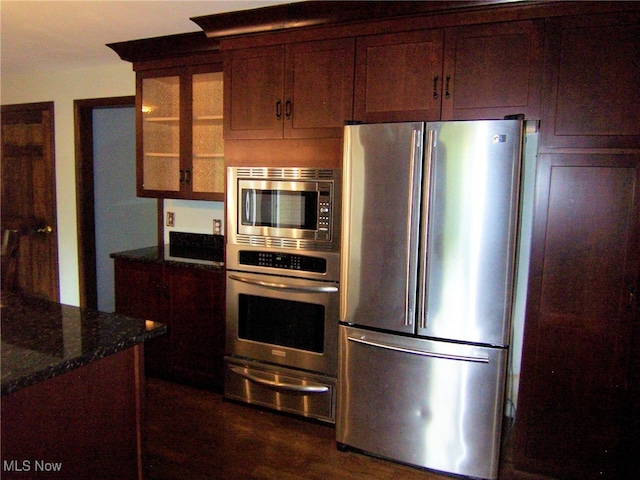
(224, 138), (343, 167)
(217, 1), (640, 51)
(133, 344), (145, 480)
(157, 201), (164, 248)
(74, 96), (135, 309)
(107, 31), (219, 64)
(193, 0), (524, 38)
(106, 1), (640, 66)
(132, 51), (222, 73)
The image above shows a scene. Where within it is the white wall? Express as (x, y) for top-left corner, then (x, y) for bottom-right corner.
(1, 63), (135, 306)
(163, 199), (225, 245)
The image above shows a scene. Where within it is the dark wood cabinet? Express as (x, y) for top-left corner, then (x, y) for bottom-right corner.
(514, 152), (640, 479)
(107, 34), (225, 200)
(541, 12), (640, 149)
(2, 347), (144, 480)
(441, 20), (543, 120)
(513, 8), (640, 480)
(621, 322), (640, 478)
(224, 38), (354, 139)
(223, 45), (283, 140)
(114, 258), (225, 390)
(137, 63), (225, 200)
(113, 260), (169, 372)
(354, 20), (542, 123)
(166, 266), (225, 385)
(354, 29), (444, 123)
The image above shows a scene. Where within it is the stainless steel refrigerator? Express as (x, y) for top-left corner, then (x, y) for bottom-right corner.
(337, 120), (524, 480)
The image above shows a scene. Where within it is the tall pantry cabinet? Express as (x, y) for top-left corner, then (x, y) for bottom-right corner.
(514, 10), (640, 480)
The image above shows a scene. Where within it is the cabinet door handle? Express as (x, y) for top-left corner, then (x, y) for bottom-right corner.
(179, 169), (185, 184)
(185, 168), (191, 185)
(433, 75), (439, 99)
(285, 99), (292, 119)
(276, 100), (282, 119)
(445, 75), (451, 99)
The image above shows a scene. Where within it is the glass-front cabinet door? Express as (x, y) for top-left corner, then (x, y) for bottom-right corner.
(191, 71), (224, 196)
(141, 75), (181, 193)
(138, 66), (224, 200)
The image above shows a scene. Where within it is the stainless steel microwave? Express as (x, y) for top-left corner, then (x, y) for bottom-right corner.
(227, 167), (341, 252)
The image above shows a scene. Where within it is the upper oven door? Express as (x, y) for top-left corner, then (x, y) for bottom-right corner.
(226, 270), (339, 376)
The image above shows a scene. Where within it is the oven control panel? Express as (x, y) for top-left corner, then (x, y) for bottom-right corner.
(238, 251), (327, 274)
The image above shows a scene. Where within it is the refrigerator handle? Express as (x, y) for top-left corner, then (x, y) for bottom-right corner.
(417, 130), (435, 330)
(405, 129), (423, 326)
(347, 336), (490, 363)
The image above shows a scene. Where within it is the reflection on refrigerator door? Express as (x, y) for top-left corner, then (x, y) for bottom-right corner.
(337, 326), (508, 480)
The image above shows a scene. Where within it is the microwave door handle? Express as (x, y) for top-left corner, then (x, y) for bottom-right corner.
(228, 274), (338, 293)
(229, 366), (329, 394)
(245, 189), (254, 226)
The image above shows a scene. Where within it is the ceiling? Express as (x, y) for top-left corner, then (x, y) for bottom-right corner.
(1, 0), (302, 75)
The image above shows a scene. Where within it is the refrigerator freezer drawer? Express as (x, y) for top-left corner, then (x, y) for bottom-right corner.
(224, 357), (336, 423)
(337, 326), (508, 480)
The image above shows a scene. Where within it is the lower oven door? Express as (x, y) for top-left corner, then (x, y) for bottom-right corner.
(225, 357), (336, 423)
(226, 270), (339, 376)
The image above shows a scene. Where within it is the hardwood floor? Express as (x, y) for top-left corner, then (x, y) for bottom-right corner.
(143, 378), (552, 480)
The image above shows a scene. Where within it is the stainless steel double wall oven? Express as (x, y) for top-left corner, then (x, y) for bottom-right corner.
(224, 167), (341, 423)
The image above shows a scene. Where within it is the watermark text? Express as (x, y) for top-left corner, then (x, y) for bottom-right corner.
(3, 459), (63, 473)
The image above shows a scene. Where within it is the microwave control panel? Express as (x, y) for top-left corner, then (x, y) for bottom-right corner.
(239, 251), (327, 274)
(318, 192), (331, 240)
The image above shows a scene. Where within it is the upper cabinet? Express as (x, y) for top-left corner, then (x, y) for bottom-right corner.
(442, 20), (543, 121)
(541, 11), (640, 149)
(354, 20), (543, 123)
(354, 29), (444, 123)
(138, 64), (224, 200)
(223, 38), (355, 139)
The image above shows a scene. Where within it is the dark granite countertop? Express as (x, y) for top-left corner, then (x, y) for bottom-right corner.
(0, 292), (167, 395)
(110, 245), (225, 270)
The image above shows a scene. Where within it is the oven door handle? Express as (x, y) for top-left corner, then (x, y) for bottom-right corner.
(229, 366), (330, 394)
(228, 274), (338, 293)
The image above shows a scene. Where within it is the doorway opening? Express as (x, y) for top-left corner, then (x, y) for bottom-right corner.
(75, 97), (159, 310)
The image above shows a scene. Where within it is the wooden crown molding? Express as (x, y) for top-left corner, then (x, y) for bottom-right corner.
(191, 0), (513, 38)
